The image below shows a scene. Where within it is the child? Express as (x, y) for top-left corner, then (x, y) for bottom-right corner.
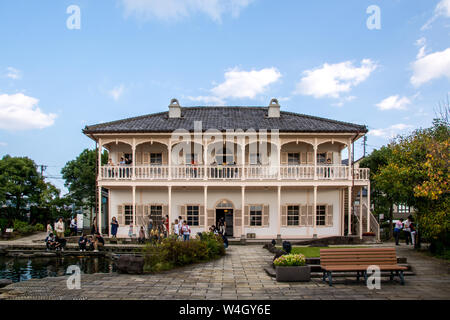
(128, 223), (134, 238)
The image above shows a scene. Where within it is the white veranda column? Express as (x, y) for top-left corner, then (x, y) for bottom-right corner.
(348, 139), (352, 180)
(277, 186), (281, 238)
(98, 186), (102, 235)
(359, 186), (363, 239)
(132, 186), (136, 236)
(204, 186), (208, 231)
(348, 186), (352, 235)
(313, 186), (317, 237)
(241, 186), (245, 238)
(367, 183), (371, 232)
(168, 186), (172, 234)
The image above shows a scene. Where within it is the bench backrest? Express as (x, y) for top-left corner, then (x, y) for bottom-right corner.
(320, 248), (398, 267)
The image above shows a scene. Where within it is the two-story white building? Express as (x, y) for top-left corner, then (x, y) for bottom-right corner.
(83, 99), (373, 240)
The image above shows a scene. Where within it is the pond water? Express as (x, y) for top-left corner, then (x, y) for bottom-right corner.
(0, 255), (117, 283)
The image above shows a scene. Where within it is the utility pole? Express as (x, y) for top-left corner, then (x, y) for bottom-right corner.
(362, 135), (367, 158)
(37, 165), (47, 178)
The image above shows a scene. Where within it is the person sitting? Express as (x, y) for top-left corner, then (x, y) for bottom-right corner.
(78, 234), (88, 251)
(87, 236), (95, 251)
(93, 232), (105, 252)
(45, 233), (57, 251)
(55, 236), (66, 251)
(221, 233), (229, 249)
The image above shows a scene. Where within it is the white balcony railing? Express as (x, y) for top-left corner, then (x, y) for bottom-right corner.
(100, 165), (370, 181)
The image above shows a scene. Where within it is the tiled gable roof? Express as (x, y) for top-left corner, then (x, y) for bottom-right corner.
(83, 107), (367, 134)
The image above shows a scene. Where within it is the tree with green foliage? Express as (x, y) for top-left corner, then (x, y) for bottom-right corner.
(361, 103), (449, 253)
(0, 155), (46, 219)
(61, 148), (108, 213)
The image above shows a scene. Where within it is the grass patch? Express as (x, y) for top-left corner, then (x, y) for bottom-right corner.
(288, 246), (368, 258)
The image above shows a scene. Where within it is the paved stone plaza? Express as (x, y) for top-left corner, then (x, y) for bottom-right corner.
(1, 244), (449, 300)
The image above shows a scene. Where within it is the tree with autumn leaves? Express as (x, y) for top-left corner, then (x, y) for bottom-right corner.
(361, 103), (449, 253)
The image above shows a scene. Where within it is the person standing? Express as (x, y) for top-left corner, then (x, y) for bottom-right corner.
(147, 217), (153, 237)
(91, 216), (98, 235)
(55, 217), (65, 239)
(110, 217), (119, 238)
(173, 219), (180, 239)
(410, 219), (417, 248)
(128, 223), (134, 239)
(70, 216), (77, 236)
(394, 218), (403, 246)
(164, 215), (170, 236)
(138, 226), (146, 244)
(46, 220), (54, 237)
(403, 216), (412, 245)
(181, 221), (191, 241)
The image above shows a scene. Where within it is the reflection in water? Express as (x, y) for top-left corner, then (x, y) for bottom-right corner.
(0, 256), (116, 283)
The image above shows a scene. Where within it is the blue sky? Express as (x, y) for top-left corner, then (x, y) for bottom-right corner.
(0, 0), (449, 193)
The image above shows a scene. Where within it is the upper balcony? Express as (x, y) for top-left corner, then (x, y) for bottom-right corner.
(100, 164), (369, 181)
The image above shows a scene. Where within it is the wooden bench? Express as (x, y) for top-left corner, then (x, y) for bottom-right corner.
(320, 248), (407, 286)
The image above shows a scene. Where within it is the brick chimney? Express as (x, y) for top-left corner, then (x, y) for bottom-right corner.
(169, 98), (181, 118)
(268, 98), (280, 118)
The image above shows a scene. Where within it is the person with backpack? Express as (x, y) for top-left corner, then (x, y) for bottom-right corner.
(394, 218), (403, 246)
(181, 221), (191, 241)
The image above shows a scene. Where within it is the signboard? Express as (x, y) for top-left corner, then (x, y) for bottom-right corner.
(77, 214), (84, 231)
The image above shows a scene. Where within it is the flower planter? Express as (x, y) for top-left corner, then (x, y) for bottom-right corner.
(275, 265), (311, 282)
(363, 235), (376, 243)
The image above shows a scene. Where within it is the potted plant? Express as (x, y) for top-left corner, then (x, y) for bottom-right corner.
(274, 253), (310, 282)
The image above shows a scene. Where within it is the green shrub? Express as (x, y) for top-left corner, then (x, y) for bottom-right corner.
(273, 254), (306, 267)
(142, 232), (226, 273)
(13, 219), (35, 235)
(34, 223), (45, 232)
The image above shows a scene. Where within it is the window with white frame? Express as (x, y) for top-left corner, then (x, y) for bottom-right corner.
(250, 205), (263, 226)
(149, 205), (163, 225)
(287, 205), (300, 226)
(249, 153), (261, 165)
(397, 204), (410, 214)
(317, 153), (326, 164)
(150, 153), (162, 165)
(288, 153), (300, 165)
(124, 205), (133, 225)
(186, 205), (199, 226)
(316, 205), (326, 226)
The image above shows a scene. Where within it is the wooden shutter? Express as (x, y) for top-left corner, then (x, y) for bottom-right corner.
(161, 151), (167, 165)
(180, 205), (186, 222)
(326, 204), (333, 226)
(143, 152), (150, 165)
(244, 205), (250, 227)
(199, 205), (205, 227)
(235, 209), (242, 227)
(281, 205), (288, 227)
(136, 204), (144, 226)
(281, 152), (288, 164)
(135, 152), (142, 165)
(162, 205), (168, 221)
(300, 205), (307, 226)
(307, 152), (313, 164)
(207, 209), (215, 228)
(263, 205), (269, 227)
(326, 152), (333, 163)
(300, 152), (307, 164)
(117, 205), (124, 225)
(307, 205), (313, 226)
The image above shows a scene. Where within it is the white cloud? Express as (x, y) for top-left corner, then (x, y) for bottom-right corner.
(0, 93), (56, 130)
(188, 67), (281, 104)
(294, 59), (377, 99)
(121, 0), (254, 23)
(422, 0), (450, 30)
(369, 124), (413, 139)
(6, 67), (21, 80)
(109, 84), (125, 101)
(376, 95), (411, 111)
(186, 95), (225, 105)
(0, 142), (7, 147)
(410, 47), (450, 86)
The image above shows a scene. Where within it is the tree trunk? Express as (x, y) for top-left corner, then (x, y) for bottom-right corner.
(389, 203), (394, 239)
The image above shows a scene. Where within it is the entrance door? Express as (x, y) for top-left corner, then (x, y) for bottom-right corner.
(216, 209), (233, 237)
